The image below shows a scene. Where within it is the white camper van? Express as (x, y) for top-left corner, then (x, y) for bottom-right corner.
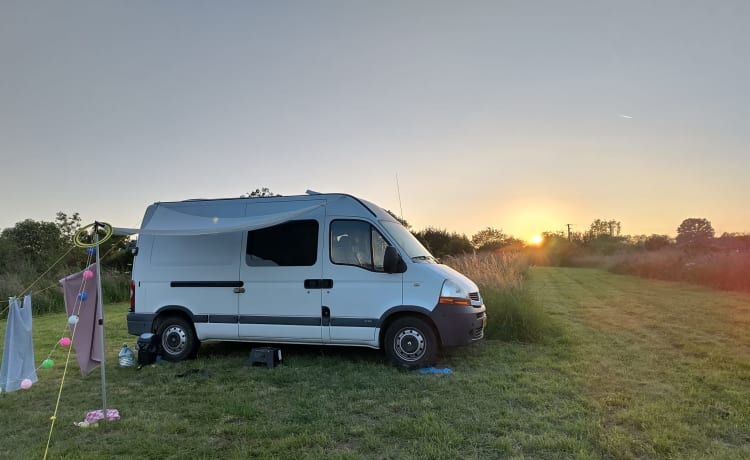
(127, 193), (486, 367)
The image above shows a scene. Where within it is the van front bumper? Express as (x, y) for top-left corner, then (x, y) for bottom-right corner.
(127, 313), (156, 336)
(430, 303), (486, 347)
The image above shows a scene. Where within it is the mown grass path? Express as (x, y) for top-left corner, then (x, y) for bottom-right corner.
(1, 267), (748, 459)
(530, 267), (750, 459)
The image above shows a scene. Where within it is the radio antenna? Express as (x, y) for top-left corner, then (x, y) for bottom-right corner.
(395, 172), (404, 220)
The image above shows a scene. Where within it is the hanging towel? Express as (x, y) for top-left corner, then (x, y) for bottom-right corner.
(60, 263), (103, 376)
(0, 295), (38, 392)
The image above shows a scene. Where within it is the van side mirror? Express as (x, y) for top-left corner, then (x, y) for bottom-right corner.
(383, 246), (406, 274)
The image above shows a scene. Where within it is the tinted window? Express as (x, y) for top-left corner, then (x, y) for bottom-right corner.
(246, 220), (318, 266)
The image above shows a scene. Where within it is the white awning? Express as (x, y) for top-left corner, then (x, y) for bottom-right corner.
(113, 227), (140, 236)
(120, 202), (325, 236)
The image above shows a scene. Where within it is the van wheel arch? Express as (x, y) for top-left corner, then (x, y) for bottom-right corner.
(379, 311), (442, 347)
(154, 311), (200, 361)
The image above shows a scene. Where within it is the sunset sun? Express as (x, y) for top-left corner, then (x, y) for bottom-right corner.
(530, 235), (543, 246)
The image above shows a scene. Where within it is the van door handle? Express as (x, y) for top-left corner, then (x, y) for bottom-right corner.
(233, 287), (246, 294)
(322, 306), (331, 326)
(304, 279), (333, 289)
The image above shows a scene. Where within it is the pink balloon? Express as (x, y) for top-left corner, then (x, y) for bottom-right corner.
(59, 337), (72, 347)
(21, 379), (32, 389)
(83, 270), (94, 279)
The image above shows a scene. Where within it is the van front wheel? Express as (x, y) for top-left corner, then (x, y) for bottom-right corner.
(157, 316), (199, 362)
(384, 317), (438, 368)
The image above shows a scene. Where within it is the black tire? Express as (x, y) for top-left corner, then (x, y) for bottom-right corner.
(156, 315), (199, 362)
(384, 316), (438, 368)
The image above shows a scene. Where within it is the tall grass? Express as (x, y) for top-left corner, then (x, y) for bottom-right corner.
(444, 251), (553, 342)
(0, 260), (69, 316)
(101, 271), (131, 304)
(0, 269), (130, 318)
(443, 250), (527, 289)
(570, 248), (750, 293)
(481, 287), (552, 342)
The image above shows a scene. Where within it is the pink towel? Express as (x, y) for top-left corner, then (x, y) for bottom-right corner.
(59, 264), (103, 376)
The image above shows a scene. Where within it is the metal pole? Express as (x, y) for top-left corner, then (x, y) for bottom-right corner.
(93, 222), (108, 420)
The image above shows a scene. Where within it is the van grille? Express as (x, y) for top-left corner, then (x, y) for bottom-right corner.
(469, 292), (480, 302)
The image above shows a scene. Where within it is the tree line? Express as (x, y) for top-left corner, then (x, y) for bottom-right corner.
(407, 216), (749, 263)
(0, 212), (133, 315)
(0, 212), (133, 274)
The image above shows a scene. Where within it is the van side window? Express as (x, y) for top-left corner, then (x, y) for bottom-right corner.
(246, 220), (318, 267)
(330, 220), (389, 272)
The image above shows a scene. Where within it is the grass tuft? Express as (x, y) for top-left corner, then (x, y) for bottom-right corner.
(445, 251), (553, 343)
(482, 286), (555, 343)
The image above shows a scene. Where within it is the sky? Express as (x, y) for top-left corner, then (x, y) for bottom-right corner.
(1, 0), (748, 241)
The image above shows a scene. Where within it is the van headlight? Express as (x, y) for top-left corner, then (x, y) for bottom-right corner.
(439, 279), (472, 306)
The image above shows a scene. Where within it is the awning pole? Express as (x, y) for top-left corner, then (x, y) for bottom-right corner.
(94, 222), (108, 420)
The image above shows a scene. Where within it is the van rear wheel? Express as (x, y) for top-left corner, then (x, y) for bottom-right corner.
(157, 316), (199, 362)
(384, 316), (438, 369)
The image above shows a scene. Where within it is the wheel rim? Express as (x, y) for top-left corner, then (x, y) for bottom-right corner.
(393, 327), (427, 362)
(162, 325), (187, 355)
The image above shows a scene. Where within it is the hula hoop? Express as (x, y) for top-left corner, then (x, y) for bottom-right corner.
(73, 222), (114, 248)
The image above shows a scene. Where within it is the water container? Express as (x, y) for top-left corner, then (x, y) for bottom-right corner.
(118, 343), (135, 367)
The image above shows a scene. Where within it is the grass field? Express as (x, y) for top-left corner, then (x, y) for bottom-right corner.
(535, 268), (750, 459)
(1, 267), (749, 459)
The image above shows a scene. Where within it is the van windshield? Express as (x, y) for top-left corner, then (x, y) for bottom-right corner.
(381, 221), (436, 263)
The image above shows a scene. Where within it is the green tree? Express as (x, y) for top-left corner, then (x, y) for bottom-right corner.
(471, 227), (515, 251)
(55, 211), (82, 242)
(413, 228), (473, 259)
(71, 223), (134, 271)
(644, 234), (672, 251)
(100, 235), (135, 271)
(716, 232), (750, 251)
(243, 187), (280, 198)
(0, 236), (18, 270)
(582, 219), (625, 254)
(676, 218), (714, 248)
(0, 219), (66, 269)
(386, 210), (411, 230)
(588, 219), (621, 237)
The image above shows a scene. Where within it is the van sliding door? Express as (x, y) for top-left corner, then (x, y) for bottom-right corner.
(238, 204), (325, 342)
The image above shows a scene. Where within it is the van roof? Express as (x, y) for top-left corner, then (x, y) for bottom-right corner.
(158, 192), (385, 216)
(140, 193), (398, 235)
